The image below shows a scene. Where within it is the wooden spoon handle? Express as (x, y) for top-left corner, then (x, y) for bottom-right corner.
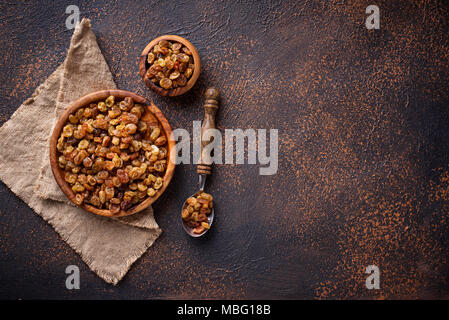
(197, 87), (220, 175)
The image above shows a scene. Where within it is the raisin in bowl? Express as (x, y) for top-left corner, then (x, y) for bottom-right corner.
(139, 35), (201, 97)
(49, 90), (176, 217)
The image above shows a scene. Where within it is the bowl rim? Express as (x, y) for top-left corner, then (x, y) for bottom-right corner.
(139, 34), (201, 97)
(49, 89), (176, 217)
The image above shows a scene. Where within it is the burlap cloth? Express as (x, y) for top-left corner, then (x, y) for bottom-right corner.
(0, 19), (162, 285)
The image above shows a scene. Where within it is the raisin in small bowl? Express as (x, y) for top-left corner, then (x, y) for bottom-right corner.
(139, 35), (201, 97)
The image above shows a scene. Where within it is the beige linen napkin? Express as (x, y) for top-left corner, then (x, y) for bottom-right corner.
(0, 19), (161, 284)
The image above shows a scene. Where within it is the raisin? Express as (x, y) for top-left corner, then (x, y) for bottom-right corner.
(120, 200), (132, 211)
(182, 47), (192, 55)
(172, 42), (182, 51)
(82, 157), (93, 168)
(176, 74), (187, 86)
(160, 78), (173, 89)
(169, 71), (180, 80)
(184, 68), (193, 78)
(147, 52), (155, 64)
(177, 53), (190, 63)
(178, 62), (187, 73)
(116, 169), (130, 184)
(109, 204), (120, 214)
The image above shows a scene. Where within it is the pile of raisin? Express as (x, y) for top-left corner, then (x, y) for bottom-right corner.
(145, 40), (194, 89)
(56, 95), (168, 214)
(182, 192), (213, 234)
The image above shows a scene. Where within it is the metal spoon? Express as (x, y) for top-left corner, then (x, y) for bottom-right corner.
(181, 87), (220, 237)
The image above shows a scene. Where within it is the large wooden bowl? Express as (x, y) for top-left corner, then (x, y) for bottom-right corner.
(49, 90), (176, 217)
(139, 35), (201, 97)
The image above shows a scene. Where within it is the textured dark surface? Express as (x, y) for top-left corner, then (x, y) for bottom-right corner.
(1, 0), (449, 299)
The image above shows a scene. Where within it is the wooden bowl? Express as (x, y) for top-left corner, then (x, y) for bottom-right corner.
(139, 35), (201, 97)
(49, 90), (176, 217)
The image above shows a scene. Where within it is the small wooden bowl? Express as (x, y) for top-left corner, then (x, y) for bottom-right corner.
(49, 90), (176, 218)
(139, 35), (201, 97)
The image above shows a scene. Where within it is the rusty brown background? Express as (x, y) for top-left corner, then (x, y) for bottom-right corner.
(1, 0), (449, 299)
